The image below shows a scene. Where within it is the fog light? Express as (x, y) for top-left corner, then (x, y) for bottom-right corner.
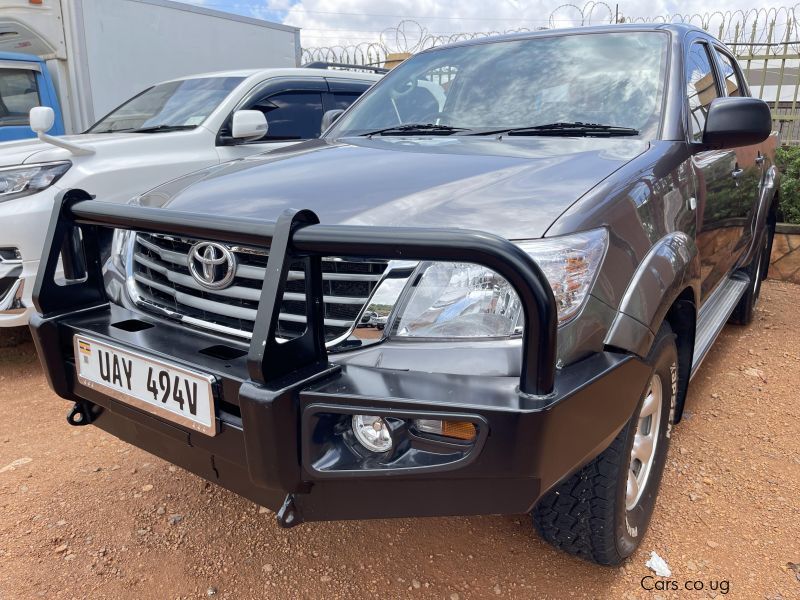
(414, 419), (477, 441)
(351, 415), (393, 453)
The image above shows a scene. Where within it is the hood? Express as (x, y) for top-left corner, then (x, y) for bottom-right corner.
(0, 132), (191, 167)
(144, 136), (649, 239)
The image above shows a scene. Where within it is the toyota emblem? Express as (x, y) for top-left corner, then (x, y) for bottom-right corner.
(188, 241), (237, 290)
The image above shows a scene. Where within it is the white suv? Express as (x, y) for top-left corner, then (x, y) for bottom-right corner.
(0, 65), (381, 327)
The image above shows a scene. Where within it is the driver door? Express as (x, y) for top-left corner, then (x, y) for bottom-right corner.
(687, 41), (745, 302)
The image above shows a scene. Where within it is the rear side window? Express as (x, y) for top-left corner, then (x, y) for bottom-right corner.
(0, 68), (40, 126)
(685, 43), (719, 142)
(715, 50), (746, 97)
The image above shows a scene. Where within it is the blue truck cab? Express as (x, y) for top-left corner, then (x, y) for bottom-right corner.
(0, 51), (63, 142)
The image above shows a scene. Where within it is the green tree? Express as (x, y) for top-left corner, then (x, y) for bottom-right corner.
(775, 146), (800, 224)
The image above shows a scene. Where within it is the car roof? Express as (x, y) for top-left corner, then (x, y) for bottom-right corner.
(160, 68), (383, 85)
(427, 22), (709, 52)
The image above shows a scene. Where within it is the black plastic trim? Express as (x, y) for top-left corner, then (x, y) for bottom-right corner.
(301, 404), (489, 478)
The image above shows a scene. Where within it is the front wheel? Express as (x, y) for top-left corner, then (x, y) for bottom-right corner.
(532, 323), (678, 565)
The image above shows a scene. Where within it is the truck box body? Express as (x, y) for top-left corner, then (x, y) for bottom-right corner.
(0, 0), (300, 134)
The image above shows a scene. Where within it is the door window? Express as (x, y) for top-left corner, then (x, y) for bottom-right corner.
(330, 92), (362, 111)
(685, 43), (720, 142)
(249, 91), (324, 141)
(715, 50), (746, 97)
(0, 68), (40, 126)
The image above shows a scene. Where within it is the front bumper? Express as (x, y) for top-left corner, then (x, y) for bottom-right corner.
(29, 192), (651, 524)
(32, 304), (649, 522)
(0, 260), (33, 327)
(0, 187), (61, 327)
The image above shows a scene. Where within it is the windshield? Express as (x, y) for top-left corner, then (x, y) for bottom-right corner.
(88, 76), (244, 133)
(329, 32), (668, 138)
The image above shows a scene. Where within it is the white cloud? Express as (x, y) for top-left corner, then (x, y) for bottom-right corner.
(185, 1), (798, 51)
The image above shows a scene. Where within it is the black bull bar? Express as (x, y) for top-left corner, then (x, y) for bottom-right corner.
(33, 191), (557, 395)
(28, 190), (649, 525)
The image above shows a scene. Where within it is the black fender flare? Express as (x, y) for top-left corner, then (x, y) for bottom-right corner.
(604, 232), (700, 357)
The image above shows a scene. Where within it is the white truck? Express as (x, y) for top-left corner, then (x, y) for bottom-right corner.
(0, 0), (301, 135)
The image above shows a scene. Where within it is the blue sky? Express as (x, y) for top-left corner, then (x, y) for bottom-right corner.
(186, 0), (290, 23)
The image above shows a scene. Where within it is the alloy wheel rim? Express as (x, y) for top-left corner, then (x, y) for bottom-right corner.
(626, 374), (662, 511)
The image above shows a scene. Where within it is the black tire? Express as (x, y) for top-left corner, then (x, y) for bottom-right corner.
(729, 225), (771, 326)
(532, 323), (678, 565)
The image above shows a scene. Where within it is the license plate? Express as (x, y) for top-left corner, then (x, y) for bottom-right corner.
(73, 335), (217, 436)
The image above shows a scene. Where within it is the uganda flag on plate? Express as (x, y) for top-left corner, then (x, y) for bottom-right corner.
(78, 340), (92, 363)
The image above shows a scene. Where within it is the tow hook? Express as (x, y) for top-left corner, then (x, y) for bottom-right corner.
(66, 401), (96, 426)
(275, 494), (303, 528)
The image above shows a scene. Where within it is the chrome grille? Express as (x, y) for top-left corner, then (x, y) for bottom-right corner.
(130, 233), (388, 342)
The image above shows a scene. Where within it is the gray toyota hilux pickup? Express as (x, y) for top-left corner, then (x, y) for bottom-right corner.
(30, 24), (777, 565)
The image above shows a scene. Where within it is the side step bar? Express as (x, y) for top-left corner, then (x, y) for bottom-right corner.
(691, 275), (749, 378)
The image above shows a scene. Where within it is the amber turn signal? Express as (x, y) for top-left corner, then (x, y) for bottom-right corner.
(414, 419), (477, 441)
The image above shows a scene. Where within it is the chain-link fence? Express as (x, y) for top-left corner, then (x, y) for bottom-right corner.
(301, 5), (800, 144)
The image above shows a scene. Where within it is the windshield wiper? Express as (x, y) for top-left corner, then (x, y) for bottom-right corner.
(471, 122), (640, 137)
(360, 123), (470, 136)
(128, 124), (198, 134)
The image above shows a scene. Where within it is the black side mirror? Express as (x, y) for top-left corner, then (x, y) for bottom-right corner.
(320, 109), (344, 134)
(701, 97), (772, 150)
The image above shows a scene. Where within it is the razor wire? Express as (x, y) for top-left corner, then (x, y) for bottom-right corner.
(301, 4), (800, 65)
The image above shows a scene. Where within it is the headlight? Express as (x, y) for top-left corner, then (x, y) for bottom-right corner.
(0, 161), (71, 202)
(516, 228), (608, 323)
(392, 228), (608, 338)
(110, 229), (132, 271)
(109, 196), (140, 271)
